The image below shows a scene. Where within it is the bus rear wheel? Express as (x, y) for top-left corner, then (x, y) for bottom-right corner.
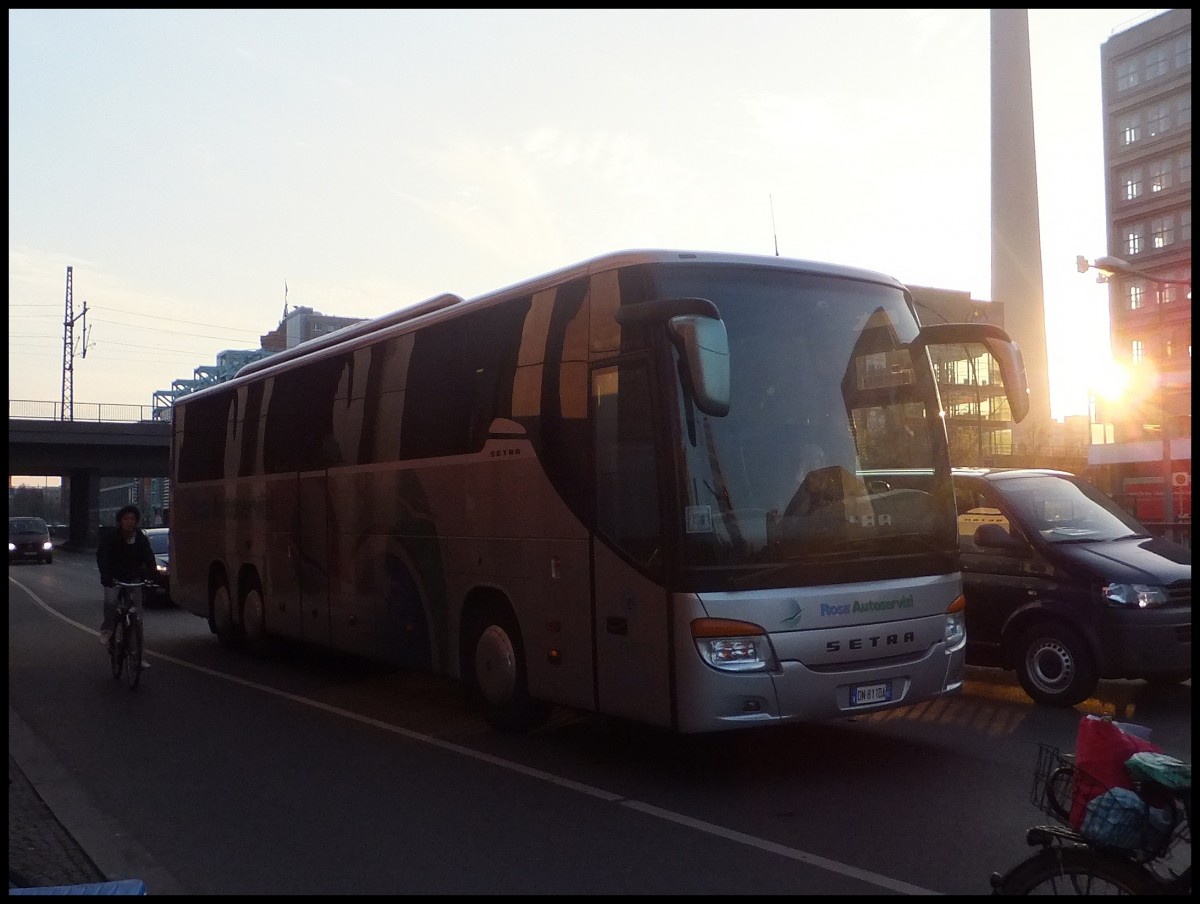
(465, 603), (551, 733)
(210, 581), (242, 650)
(240, 584), (270, 657)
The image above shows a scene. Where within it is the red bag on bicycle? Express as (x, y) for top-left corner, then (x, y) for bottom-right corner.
(1069, 714), (1162, 829)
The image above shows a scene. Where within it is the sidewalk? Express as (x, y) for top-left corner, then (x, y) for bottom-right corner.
(8, 707), (186, 894)
(8, 752), (107, 888)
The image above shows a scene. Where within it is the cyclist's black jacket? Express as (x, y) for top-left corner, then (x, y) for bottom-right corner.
(96, 528), (157, 586)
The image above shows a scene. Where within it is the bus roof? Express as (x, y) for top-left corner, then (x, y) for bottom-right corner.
(470, 248), (906, 305)
(181, 249), (907, 407)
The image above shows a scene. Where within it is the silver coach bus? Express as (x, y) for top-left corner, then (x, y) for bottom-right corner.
(169, 249), (1028, 733)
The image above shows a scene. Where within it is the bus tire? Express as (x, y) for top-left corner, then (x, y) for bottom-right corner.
(210, 579), (242, 650)
(464, 602), (551, 733)
(240, 582), (270, 657)
(1014, 622), (1096, 708)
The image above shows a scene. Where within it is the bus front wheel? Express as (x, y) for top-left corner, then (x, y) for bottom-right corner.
(464, 603), (551, 733)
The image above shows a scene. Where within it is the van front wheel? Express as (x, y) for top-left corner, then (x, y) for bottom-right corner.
(1015, 623), (1097, 707)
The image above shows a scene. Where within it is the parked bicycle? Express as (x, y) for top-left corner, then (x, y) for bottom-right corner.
(108, 579), (156, 689)
(991, 742), (1191, 895)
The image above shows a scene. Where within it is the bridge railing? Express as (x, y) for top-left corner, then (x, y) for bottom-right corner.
(10, 400), (168, 423)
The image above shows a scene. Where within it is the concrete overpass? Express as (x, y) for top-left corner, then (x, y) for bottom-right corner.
(8, 408), (170, 549)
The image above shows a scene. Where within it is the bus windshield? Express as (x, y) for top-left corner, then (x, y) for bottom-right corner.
(654, 265), (956, 589)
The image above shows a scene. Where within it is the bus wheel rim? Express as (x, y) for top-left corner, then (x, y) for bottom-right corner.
(213, 586), (233, 632)
(475, 624), (517, 705)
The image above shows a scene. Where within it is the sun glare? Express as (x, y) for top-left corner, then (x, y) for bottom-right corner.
(1091, 360), (1130, 402)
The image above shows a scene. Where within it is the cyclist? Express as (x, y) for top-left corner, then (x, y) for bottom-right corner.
(96, 504), (157, 669)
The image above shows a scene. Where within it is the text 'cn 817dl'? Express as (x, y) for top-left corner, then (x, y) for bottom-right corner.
(169, 249), (1029, 733)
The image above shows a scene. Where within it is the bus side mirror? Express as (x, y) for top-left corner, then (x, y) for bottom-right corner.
(669, 315), (730, 417)
(913, 323), (1030, 424)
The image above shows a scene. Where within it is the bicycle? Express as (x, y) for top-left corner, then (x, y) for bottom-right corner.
(108, 579), (155, 689)
(991, 742), (1192, 895)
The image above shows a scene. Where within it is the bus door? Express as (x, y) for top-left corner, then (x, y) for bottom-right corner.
(264, 472), (304, 642)
(296, 471), (332, 647)
(590, 361), (674, 728)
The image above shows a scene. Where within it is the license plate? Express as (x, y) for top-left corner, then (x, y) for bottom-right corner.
(850, 681), (892, 706)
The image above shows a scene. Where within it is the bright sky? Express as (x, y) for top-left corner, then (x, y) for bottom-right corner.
(9, 8), (1157, 426)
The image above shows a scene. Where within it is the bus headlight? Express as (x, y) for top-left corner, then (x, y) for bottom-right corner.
(692, 618), (777, 672)
(944, 595), (966, 650)
(1103, 583), (1167, 609)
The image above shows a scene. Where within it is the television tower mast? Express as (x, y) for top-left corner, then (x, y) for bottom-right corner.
(60, 266), (88, 421)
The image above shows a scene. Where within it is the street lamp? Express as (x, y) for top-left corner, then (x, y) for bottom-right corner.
(1076, 254), (1191, 529)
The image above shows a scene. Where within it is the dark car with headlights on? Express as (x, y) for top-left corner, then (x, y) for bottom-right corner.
(144, 527), (171, 604)
(953, 467), (1191, 707)
(9, 516), (53, 565)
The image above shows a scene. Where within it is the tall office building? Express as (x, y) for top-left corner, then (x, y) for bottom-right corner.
(1089, 9), (1191, 522)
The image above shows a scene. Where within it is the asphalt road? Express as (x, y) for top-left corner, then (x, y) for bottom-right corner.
(9, 550), (1192, 895)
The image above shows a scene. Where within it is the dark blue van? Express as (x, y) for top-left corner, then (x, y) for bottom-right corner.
(953, 468), (1191, 707)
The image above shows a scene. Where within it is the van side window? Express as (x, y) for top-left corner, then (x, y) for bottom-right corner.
(956, 486), (1018, 553)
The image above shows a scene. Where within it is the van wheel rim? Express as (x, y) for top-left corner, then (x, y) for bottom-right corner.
(1027, 639), (1073, 692)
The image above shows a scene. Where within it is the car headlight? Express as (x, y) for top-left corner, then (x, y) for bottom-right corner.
(8, 542), (15, 552)
(157, 563), (168, 575)
(1103, 583), (1168, 609)
(692, 618), (778, 672)
(42, 541), (53, 551)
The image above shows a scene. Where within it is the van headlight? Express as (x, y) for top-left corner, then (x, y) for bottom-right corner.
(1103, 583), (1167, 609)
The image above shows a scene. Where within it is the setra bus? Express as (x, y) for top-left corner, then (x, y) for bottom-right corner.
(169, 249), (1029, 733)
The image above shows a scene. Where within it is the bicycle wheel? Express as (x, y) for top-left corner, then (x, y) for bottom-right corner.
(110, 624), (124, 680)
(123, 619), (142, 689)
(994, 846), (1161, 895)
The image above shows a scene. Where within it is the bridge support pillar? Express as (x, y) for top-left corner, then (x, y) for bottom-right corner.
(64, 468), (101, 550)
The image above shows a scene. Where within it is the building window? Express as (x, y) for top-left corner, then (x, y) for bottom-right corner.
(1161, 284), (1181, 305)
(1128, 285), (1144, 310)
(1145, 101), (1170, 139)
(1118, 112), (1140, 146)
(1148, 159), (1172, 193)
(1124, 226), (1143, 256)
(1121, 167), (1143, 200)
(1117, 58), (1139, 91)
(1151, 217), (1174, 249)
(1143, 45), (1169, 81)
(1131, 339), (1144, 364)
(1177, 92), (1192, 127)
(1176, 33), (1191, 68)
(1179, 150), (1191, 184)
(1181, 209), (1191, 242)
(1165, 336), (1174, 359)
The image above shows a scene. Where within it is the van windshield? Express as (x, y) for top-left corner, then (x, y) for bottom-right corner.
(9, 518), (48, 533)
(991, 474), (1149, 543)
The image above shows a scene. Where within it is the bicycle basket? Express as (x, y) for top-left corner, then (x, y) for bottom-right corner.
(1031, 743), (1075, 820)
